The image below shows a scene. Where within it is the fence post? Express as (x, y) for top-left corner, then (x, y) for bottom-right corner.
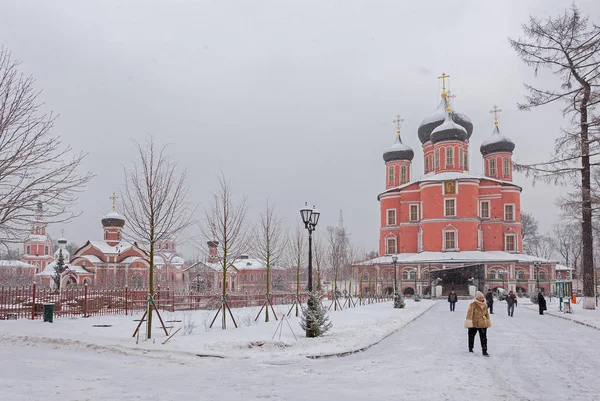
(125, 285), (129, 316)
(31, 282), (36, 320)
(83, 283), (88, 317)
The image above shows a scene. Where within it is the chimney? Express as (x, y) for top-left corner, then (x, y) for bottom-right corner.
(207, 240), (219, 263)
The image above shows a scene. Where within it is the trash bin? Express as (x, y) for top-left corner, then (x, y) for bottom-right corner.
(43, 303), (55, 323)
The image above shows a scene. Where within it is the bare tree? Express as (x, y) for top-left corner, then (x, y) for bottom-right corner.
(312, 234), (326, 291)
(529, 235), (556, 260)
(0, 48), (93, 246)
(553, 222), (583, 272)
(520, 211), (539, 254)
(200, 173), (251, 329)
(326, 225), (349, 311)
(0, 247), (21, 260)
(287, 224), (306, 317)
(121, 136), (195, 339)
(509, 6), (600, 309)
(253, 200), (287, 322)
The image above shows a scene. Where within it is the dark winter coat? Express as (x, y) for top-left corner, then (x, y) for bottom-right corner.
(538, 293), (547, 310)
(464, 299), (492, 329)
(485, 292), (494, 305)
(448, 293), (458, 303)
(506, 294), (518, 306)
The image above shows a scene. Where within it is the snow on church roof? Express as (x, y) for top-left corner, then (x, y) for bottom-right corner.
(356, 251), (556, 266)
(378, 171), (521, 200)
(0, 260), (36, 268)
(88, 241), (133, 254)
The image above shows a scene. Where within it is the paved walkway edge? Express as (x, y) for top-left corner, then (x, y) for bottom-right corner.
(306, 302), (436, 359)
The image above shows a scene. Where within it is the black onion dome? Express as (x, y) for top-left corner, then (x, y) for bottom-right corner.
(430, 115), (468, 144)
(383, 137), (414, 162)
(480, 125), (515, 156)
(417, 97), (473, 143)
(102, 211), (125, 228)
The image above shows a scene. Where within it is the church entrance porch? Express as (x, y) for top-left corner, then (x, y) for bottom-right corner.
(430, 264), (486, 297)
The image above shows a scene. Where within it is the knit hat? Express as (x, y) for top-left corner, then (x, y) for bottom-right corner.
(475, 291), (484, 299)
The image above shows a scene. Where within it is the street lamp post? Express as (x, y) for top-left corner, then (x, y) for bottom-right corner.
(300, 203), (320, 292)
(392, 256), (398, 295)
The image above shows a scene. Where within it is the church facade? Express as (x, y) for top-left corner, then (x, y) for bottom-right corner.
(356, 76), (556, 297)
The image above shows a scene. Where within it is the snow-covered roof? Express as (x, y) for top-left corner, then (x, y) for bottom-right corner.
(378, 171), (521, 200)
(0, 260), (36, 269)
(77, 254), (103, 264)
(120, 256), (145, 264)
(171, 256), (185, 265)
(356, 251), (556, 266)
(555, 264), (573, 271)
(103, 211), (123, 220)
(37, 262), (92, 276)
(420, 97), (448, 126)
(27, 234), (49, 242)
(231, 258), (286, 271)
(88, 241), (133, 254)
(430, 116), (467, 135)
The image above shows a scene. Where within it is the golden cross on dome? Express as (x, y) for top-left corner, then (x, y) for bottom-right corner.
(446, 90), (456, 113)
(109, 192), (119, 211)
(393, 114), (404, 135)
(438, 72), (450, 98)
(490, 105), (503, 126)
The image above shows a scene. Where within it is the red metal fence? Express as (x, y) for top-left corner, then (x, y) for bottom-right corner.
(0, 283), (308, 320)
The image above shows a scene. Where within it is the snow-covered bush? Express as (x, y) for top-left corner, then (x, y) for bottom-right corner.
(183, 311), (196, 335)
(394, 292), (405, 308)
(413, 293), (422, 302)
(300, 291), (332, 338)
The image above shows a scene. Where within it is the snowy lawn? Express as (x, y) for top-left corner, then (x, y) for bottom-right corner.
(0, 299), (434, 361)
(499, 297), (600, 329)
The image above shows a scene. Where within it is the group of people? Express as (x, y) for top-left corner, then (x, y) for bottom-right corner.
(447, 288), (548, 357)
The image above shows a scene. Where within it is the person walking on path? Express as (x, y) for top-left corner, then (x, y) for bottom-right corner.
(506, 290), (517, 317)
(485, 289), (494, 314)
(464, 291), (491, 357)
(538, 291), (547, 315)
(448, 290), (458, 312)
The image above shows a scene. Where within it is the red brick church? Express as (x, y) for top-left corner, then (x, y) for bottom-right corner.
(355, 74), (557, 297)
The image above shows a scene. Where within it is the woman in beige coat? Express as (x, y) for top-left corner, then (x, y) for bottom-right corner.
(464, 291), (492, 357)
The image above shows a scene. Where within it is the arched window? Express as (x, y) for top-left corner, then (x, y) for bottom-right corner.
(401, 271), (409, 280)
(537, 270), (546, 280)
(400, 165), (407, 183)
(409, 270), (416, 280)
(464, 152), (469, 170)
(26, 245), (30, 255)
(446, 147), (454, 167)
(385, 237), (397, 255)
(388, 165), (395, 183)
(425, 156), (430, 172)
(423, 270), (430, 280)
(489, 158), (496, 176)
(488, 270), (497, 280)
(503, 157), (510, 177)
(434, 149), (440, 169)
(104, 231), (108, 240)
(517, 270), (525, 280)
(45, 246), (49, 255)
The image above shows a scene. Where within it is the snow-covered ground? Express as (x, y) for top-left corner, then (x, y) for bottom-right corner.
(0, 299), (434, 360)
(1, 299), (599, 401)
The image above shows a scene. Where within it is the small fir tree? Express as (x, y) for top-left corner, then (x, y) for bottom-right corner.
(300, 291), (332, 338)
(530, 289), (539, 305)
(394, 292), (405, 308)
(52, 249), (66, 289)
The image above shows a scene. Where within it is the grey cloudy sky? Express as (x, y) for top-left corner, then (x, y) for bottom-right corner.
(1, 0), (598, 258)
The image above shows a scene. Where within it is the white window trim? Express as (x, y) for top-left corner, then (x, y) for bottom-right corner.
(459, 148), (463, 168)
(385, 237), (397, 255)
(400, 165), (407, 183)
(388, 165), (395, 183)
(424, 156), (430, 173)
(409, 204), (420, 222)
(479, 200), (491, 219)
(504, 233), (517, 252)
(504, 203), (515, 221)
(442, 228), (459, 251)
(489, 158), (497, 176)
(503, 157), (510, 177)
(386, 209), (397, 226)
(434, 149), (440, 170)
(464, 152), (469, 170)
(444, 198), (457, 217)
(445, 146), (454, 168)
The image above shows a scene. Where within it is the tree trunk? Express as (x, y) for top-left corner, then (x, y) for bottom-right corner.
(265, 253), (270, 322)
(222, 250), (227, 329)
(579, 80), (595, 309)
(147, 229), (154, 339)
(295, 257), (300, 317)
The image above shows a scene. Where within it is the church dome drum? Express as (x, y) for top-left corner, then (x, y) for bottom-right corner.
(480, 126), (515, 156)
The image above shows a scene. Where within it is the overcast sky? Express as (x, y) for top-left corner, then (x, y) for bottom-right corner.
(1, 0), (598, 258)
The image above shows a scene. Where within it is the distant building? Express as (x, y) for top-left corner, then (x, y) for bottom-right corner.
(21, 203), (54, 272)
(0, 260), (37, 286)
